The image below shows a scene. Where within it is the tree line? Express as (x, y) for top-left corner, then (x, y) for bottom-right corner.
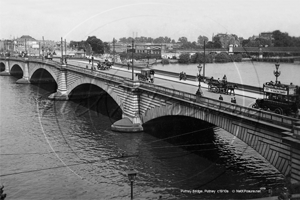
(117, 35), (221, 49)
(69, 30), (300, 56)
(70, 36), (110, 55)
(178, 52), (243, 64)
(241, 30), (300, 47)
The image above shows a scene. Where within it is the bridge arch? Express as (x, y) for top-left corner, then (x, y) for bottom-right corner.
(141, 103), (211, 125)
(10, 64), (24, 78)
(68, 77), (124, 112)
(29, 64), (59, 83)
(9, 61), (24, 72)
(141, 102), (253, 141)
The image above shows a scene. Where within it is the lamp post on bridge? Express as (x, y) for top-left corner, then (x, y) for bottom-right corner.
(203, 40), (206, 79)
(274, 62), (281, 84)
(127, 169), (137, 200)
(42, 36), (45, 60)
(197, 64), (203, 96)
(131, 39), (135, 80)
(147, 46), (151, 67)
(113, 38), (115, 64)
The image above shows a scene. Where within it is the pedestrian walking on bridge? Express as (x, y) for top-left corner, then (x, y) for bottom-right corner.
(231, 97), (236, 103)
(219, 95), (223, 101)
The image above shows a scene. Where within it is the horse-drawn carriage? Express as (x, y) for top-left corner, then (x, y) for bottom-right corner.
(135, 68), (155, 83)
(97, 61), (112, 70)
(179, 72), (187, 81)
(104, 59), (113, 67)
(207, 78), (238, 95)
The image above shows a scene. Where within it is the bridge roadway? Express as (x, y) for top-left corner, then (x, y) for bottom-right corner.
(65, 59), (259, 108)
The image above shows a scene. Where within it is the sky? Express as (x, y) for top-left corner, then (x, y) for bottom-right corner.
(1, 0), (300, 42)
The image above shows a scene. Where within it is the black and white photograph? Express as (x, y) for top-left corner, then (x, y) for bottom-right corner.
(0, 0), (300, 199)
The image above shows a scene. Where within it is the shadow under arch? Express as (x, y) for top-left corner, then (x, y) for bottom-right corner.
(68, 83), (123, 121)
(0, 62), (5, 72)
(29, 64), (59, 84)
(142, 115), (217, 159)
(30, 68), (58, 93)
(67, 77), (124, 112)
(10, 64), (23, 79)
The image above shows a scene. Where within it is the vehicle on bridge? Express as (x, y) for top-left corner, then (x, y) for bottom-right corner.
(252, 81), (300, 116)
(135, 68), (155, 83)
(179, 72), (187, 81)
(97, 61), (111, 70)
(45, 53), (53, 60)
(208, 78), (227, 93)
(104, 59), (113, 67)
(207, 77), (238, 95)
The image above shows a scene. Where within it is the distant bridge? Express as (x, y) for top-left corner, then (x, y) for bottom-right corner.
(232, 47), (300, 54)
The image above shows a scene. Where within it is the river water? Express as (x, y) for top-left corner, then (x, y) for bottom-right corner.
(0, 71), (290, 199)
(153, 61), (300, 87)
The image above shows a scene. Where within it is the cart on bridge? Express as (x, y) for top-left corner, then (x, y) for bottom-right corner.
(135, 68), (155, 83)
(208, 79), (227, 94)
(97, 61), (112, 70)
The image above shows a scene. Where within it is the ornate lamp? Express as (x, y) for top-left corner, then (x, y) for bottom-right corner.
(127, 169), (137, 199)
(197, 64), (203, 96)
(147, 46), (151, 67)
(273, 62), (281, 84)
(197, 64), (203, 85)
(131, 39), (135, 80)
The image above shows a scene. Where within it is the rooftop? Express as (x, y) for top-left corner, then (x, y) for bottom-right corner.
(17, 35), (36, 41)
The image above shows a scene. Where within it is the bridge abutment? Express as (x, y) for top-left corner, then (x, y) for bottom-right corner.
(48, 67), (68, 100)
(0, 58), (10, 76)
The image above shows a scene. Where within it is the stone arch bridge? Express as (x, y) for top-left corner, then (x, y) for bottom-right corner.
(1, 56), (300, 184)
